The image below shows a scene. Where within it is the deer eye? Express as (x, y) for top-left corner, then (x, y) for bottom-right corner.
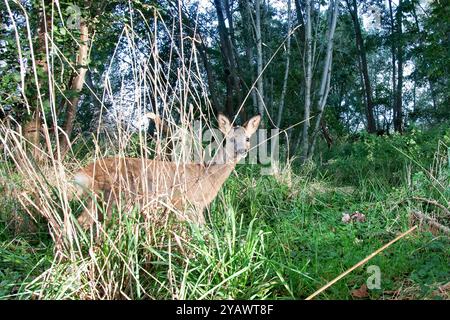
(246, 137), (250, 142)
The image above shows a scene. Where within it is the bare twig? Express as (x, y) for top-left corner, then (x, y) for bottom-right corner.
(305, 226), (418, 300)
(412, 211), (450, 235)
(412, 197), (450, 216)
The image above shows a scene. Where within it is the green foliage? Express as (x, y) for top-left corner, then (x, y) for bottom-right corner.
(1, 132), (449, 299)
(321, 124), (450, 188)
(0, 0), (449, 301)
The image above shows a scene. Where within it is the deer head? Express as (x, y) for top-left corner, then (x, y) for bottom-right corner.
(215, 113), (261, 164)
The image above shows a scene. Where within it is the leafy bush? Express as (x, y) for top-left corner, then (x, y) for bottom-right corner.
(321, 124), (450, 190)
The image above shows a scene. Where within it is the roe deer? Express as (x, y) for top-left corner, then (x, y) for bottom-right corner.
(73, 114), (261, 229)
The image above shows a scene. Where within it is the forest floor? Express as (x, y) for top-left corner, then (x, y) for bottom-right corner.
(0, 128), (449, 300)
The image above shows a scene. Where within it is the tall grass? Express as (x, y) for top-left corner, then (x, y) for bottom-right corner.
(0, 1), (300, 300)
(1, 1), (449, 300)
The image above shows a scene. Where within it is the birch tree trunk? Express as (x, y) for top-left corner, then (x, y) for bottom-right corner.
(388, 0), (396, 133)
(394, 0), (403, 133)
(59, 20), (90, 153)
(276, 0), (292, 128)
(255, 0), (265, 125)
(300, 0), (312, 163)
(307, 0), (339, 160)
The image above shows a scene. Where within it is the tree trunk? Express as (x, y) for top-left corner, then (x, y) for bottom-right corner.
(269, 77), (274, 119)
(276, 0), (292, 128)
(347, 0), (377, 133)
(300, 0), (312, 163)
(394, 0), (403, 133)
(239, 0), (258, 114)
(255, 0), (265, 125)
(308, 0), (338, 159)
(59, 20), (90, 153)
(24, 6), (52, 162)
(429, 79), (437, 110)
(177, 7), (222, 114)
(225, 70), (234, 116)
(411, 3), (437, 112)
(197, 35), (221, 114)
(294, 0), (305, 41)
(224, 0), (240, 71)
(321, 119), (333, 149)
(213, 0), (242, 118)
(388, 0), (396, 133)
(223, 0), (244, 119)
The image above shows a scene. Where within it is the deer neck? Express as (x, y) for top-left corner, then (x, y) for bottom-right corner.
(208, 141), (236, 166)
(203, 143), (238, 190)
(201, 161), (236, 200)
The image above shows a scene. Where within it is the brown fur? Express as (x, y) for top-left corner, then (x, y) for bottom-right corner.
(74, 114), (261, 228)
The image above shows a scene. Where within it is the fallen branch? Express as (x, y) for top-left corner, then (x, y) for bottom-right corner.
(412, 211), (450, 235)
(305, 225), (418, 300)
(412, 197), (450, 216)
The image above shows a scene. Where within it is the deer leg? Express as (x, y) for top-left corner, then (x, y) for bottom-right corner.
(186, 206), (205, 225)
(102, 190), (114, 223)
(77, 198), (95, 229)
(77, 193), (106, 229)
(196, 208), (206, 225)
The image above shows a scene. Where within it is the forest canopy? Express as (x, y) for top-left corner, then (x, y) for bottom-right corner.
(0, 0), (448, 157)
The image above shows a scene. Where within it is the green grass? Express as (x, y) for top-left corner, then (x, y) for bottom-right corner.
(0, 129), (449, 300)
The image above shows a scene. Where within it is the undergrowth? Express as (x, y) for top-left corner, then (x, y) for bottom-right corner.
(0, 127), (449, 300)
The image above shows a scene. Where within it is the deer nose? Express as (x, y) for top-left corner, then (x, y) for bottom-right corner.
(237, 148), (247, 156)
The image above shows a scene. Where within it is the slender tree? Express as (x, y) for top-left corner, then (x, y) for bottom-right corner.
(254, 0), (265, 125)
(213, 0), (243, 118)
(59, 19), (90, 153)
(393, 0), (403, 133)
(21, 3), (52, 162)
(300, 0), (312, 162)
(276, 0), (292, 128)
(307, 0), (339, 159)
(346, 0), (377, 133)
(388, 0), (396, 132)
(238, 0), (259, 114)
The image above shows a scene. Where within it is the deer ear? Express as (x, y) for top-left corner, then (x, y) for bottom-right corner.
(244, 114), (261, 136)
(217, 113), (232, 134)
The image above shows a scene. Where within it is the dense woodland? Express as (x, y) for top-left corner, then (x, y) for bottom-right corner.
(0, 0), (448, 300)
(1, 0), (448, 151)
